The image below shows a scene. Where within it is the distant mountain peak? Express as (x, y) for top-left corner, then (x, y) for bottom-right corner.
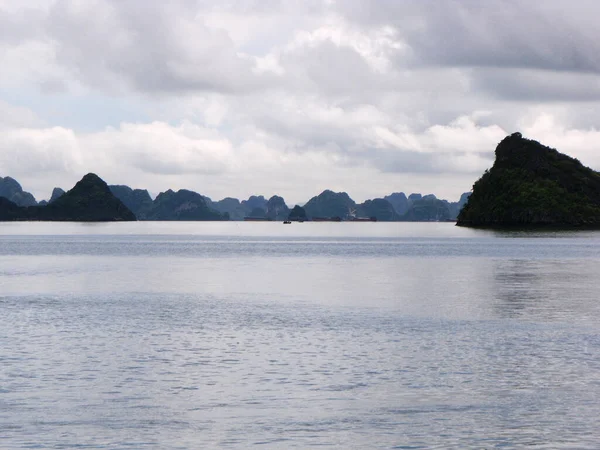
(0, 173), (135, 221)
(0, 175), (37, 207)
(49, 187), (65, 203)
(48, 173), (136, 221)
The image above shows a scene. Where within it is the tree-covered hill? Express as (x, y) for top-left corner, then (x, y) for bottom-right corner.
(0, 173), (136, 221)
(457, 133), (600, 228)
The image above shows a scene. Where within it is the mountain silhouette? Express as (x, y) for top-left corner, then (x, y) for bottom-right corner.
(0, 173), (136, 221)
(458, 133), (600, 227)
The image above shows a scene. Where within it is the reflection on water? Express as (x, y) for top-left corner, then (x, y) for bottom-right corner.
(493, 258), (600, 324)
(495, 259), (546, 316)
(1, 222), (600, 449)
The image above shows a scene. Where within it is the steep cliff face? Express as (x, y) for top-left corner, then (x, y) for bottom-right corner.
(384, 192), (409, 215)
(266, 195), (289, 220)
(457, 133), (600, 228)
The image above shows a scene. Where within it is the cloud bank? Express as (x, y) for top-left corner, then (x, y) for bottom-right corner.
(1, 0), (599, 203)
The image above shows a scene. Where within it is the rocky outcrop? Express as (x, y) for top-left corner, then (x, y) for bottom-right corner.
(384, 192), (409, 215)
(266, 195), (289, 220)
(457, 133), (600, 228)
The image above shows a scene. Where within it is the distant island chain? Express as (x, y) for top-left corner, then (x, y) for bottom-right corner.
(0, 175), (470, 223)
(2, 132), (600, 227)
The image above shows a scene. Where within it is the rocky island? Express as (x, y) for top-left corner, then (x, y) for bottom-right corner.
(0, 174), (471, 222)
(144, 189), (227, 221)
(0, 173), (136, 221)
(457, 133), (600, 228)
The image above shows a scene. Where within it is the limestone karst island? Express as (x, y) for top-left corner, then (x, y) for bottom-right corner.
(0, 173), (135, 222)
(457, 133), (600, 228)
(2, 133), (600, 226)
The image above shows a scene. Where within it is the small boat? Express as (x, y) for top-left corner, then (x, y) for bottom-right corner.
(283, 221), (291, 224)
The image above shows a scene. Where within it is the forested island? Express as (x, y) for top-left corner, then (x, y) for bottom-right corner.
(0, 174), (135, 222)
(4, 133), (599, 225)
(457, 133), (600, 228)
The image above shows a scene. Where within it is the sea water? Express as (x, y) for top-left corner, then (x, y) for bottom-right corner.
(1, 222), (599, 448)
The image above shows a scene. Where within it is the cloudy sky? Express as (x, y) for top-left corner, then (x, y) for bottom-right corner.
(1, 0), (600, 204)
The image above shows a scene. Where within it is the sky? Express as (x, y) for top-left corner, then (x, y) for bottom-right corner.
(1, 0), (600, 205)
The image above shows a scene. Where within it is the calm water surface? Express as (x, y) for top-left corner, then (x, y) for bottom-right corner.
(1, 222), (600, 449)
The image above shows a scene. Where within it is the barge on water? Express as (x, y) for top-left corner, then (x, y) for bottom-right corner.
(243, 217), (272, 221)
(311, 216), (342, 222)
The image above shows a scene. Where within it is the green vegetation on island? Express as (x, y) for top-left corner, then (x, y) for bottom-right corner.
(457, 133), (600, 228)
(402, 196), (451, 221)
(359, 198), (400, 221)
(0, 174), (471, 222)
(144, 189), (227, 221)
(303, 190), (356, 219)
(0, 173), (136, 221)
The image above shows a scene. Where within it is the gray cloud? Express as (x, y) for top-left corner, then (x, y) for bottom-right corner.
(370, 149), (494, 175)
(472, 69), (600, 102)
(1, 0), (600, 203)
(0, 5), (46, 43)
(336, 0), (600, 73)
(408, 2), (600, 73)
(43, 0), (268, 94)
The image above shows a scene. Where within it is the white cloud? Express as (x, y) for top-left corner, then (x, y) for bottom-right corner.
(86, 122), (235, 175)
(425, 116), (507, 154)
(0, 100), (44, 129)
(0, 126), (82, 175)
(522, 113), (600, 169)
(0, 41), (71, 91)
(1, 0), (600, 205)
